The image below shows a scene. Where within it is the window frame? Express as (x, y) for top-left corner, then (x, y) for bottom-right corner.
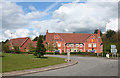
(88, 43), (92, 47)
(80, 44), (82, 47)
(71, 44), (74, 47)
(93, 43), (96, 47)
(58, 43), (61, 47)
(76, 44), (79, 47)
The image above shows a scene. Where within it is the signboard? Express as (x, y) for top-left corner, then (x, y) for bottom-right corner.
(111, 45), (116, 49)
(111, 49), (117, 53)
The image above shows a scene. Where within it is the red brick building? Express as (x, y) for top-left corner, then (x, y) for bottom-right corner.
(9, 37), (32, 52)
(45, 30), (103, 53)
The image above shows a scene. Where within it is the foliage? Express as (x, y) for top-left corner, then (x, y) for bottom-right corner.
(2, 43), (10, 53)
(13, 46), (21, 54)
(102, 29), (119, 54)
(2, 39), (9, 44)
(94, 29), (102, 37)
(35, 35), (46, 58)
(32, 35), (46, 41)
(27, 42), (36, 52)
(45, 41), (58, 52)
(32, 36), (38, 41)
(106, 30), (116, 39)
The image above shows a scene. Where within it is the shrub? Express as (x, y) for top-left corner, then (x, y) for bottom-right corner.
(28, 51), (35, 54)
(2, 44), (10, 53)
(13, 46), (21, 54)
(45, 52), (54, 55)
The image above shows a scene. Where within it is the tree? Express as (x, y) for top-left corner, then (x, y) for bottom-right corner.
(13, 46), (21, 54)
(106, 30), (116, 39)
(32, 36), (38, 41)
(32, 35), (46, 41)
(49, 42), (54, 52)
(27, 42), (35, 52)
(94, 29), (102, 37)
(35, 35), (46, 58)
(2, 43), (10, 53)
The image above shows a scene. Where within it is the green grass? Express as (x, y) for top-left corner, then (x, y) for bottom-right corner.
(2, 53), (66, 73)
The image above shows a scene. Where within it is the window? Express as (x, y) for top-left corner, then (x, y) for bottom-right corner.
(71, 44), (74, 47)
(92, 37), (93, 39)
(56, 37), (58, 38)
(67, 44), (69, 47)
(67, 49), (70, 52)
(76, 44), (79, 47)
(88, 43), (92, 47)
(80, 44), (82, 47)
(58, 43), (61, 47)
(93, 43), (96, 47)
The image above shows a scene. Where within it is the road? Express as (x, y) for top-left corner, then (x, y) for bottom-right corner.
(23, 55), (118, 76)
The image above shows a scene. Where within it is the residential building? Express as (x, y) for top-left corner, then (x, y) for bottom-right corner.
(45, 30), (103, 53)
(8, 37), (32, 52)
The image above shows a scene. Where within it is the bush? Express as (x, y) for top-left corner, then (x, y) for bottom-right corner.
(28, 51), (35, 54)
(45, 52), (54, 55)
(2, 44), (10, 53)
(70, 52), (97, 56)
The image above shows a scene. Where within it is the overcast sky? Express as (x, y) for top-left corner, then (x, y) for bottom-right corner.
(0, 0), (119, 41)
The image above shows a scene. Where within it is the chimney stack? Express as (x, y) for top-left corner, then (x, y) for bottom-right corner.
(46, 29), (48, 34)
(97, 29), (100, 38)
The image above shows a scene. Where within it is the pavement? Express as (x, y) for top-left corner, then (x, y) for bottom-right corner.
(23, 55), (118, 76)
(2, 56), (78, 76)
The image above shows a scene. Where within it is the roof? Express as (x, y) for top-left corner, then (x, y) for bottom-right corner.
(9, 37), (29, 47)
(46, 33), (102, 43)
(32, 41), (46, 48)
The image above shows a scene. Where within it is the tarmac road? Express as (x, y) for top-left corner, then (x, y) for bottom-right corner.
(23, 55), (118, 76)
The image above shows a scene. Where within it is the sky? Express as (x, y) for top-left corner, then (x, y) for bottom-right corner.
(0, 0), (119, 41)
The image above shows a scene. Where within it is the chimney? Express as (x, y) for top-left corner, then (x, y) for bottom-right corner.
(46, 29), (48, 34)
(97, 29), (100, 38)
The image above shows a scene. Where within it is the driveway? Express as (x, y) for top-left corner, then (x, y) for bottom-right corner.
(23, 55), (118, 76)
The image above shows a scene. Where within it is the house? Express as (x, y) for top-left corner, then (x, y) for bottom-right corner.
(45, 30), (103, 53)
(9, 37), (32, 52)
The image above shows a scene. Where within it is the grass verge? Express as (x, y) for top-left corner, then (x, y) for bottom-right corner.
(2, 53), (66, 73)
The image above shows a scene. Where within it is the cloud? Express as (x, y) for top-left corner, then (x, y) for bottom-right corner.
(52, 2), (118, 33)
(1, 1), (118, 41)
(2, 1), (48, 29)
(106, 18), (118, 31)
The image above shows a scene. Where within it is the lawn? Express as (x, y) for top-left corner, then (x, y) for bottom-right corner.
(2, 53), (66, 73)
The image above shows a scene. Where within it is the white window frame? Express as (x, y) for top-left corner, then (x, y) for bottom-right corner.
(67, 44), (69, 47)
(71, 44), (74, 47)
(93, 43), (96, 47)
(80, 44), (82, 47)
(76, 44), (79, 47)
(58, 43), (61, 47)
(88, 43), (92, 47)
